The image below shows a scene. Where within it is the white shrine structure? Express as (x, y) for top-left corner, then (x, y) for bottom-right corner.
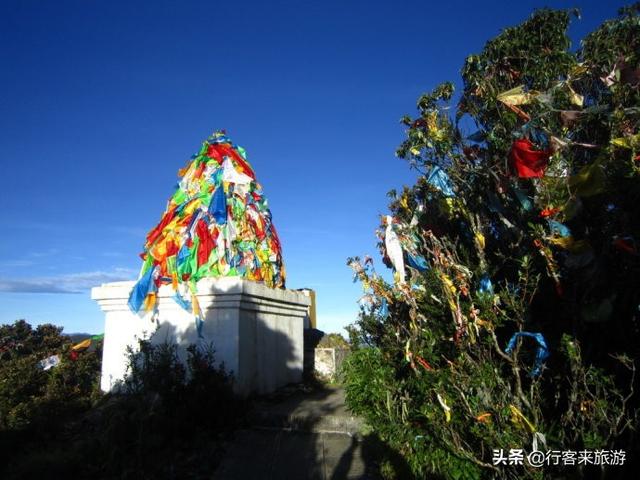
(92, 278), (310, 395)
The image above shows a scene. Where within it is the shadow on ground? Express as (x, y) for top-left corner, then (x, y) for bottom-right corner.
(213, 381), (412, 479)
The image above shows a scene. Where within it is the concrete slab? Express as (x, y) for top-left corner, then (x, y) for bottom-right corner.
(212, 430), (381, 480)
(213, 387), (383, 480)
(249, 386), (363, 435)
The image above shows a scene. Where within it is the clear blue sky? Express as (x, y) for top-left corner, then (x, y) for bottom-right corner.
(0, 0), (617, 334)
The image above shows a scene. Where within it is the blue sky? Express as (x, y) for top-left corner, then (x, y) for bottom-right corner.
(0, 0), (617, 334)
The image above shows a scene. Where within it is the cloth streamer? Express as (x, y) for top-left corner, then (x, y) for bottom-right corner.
(71, 339), (91, 351)
(478, 275), (494, 295)
(128, 131), (286, 324)
(548, 220), (571, 238)
(128, 266), (157, 313)
(437, 393), (452, 422)
(497, 85), (539, 105)
(385, 216), (406, 283)
(426, 166), (455, 197)
(509, 404), (547, 451)
(505, 332), (550, 377)
(36, 335), (104, 370)
(39, 355), (60, 371)
(379, 298), (389, 319)
(406, 252), (429, 271)
(510, 138), (551, 178)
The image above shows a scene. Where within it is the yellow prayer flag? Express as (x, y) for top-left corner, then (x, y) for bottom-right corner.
(567, 84), (584, 107)
(441, 274), (457, 295)
(611, 134), (640, 149)
(569, 162), (606, 197)
(509, 404), (536, 433)
(71, 339), (91, 351)
(496, 85), (539, 105)
(437, 393), (452, 423)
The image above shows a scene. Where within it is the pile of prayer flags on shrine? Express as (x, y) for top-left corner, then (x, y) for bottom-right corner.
(128, 131), (286, 326)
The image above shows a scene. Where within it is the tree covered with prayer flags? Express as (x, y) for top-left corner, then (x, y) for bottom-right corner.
(128, 131), (285, 332)
(344, 6), (640, 479)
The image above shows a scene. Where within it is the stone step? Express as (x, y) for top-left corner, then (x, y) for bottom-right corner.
(248, 386), (364, 436)
(213, 387), (388, 479)
(213, 429), (382, 480)
(250, 410), (364, 436)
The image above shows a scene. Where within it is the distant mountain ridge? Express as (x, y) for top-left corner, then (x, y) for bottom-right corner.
(66, 333), (95, 343)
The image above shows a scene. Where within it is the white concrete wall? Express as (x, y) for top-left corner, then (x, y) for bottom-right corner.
(314, 347), (350, 380)
(91, 278), (310, 396)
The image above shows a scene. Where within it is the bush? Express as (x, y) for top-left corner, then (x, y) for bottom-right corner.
(1, 321), (244, 480)
(68, 340), (244, 480)
(0, 320), (101, 433)
(317, 332), (350, 349)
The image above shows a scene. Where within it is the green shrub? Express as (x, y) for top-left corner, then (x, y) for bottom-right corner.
(0, 320), (101, 433)
(68, 340), (244, 479)
(318, 332), (350, 349)
(1, 322), (244, 479)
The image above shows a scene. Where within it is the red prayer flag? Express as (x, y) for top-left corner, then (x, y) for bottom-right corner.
(165, 240), (179, 258)
(147, 206), (177, 246)
(206, 144), (224, 164)
(196, 220), (215, 267)
(510, 138), (551, 178)
(540, 207), (560, 218)
(214, 144), (256, 179)
(270, 225), (282, 253)
(193, 161), (207, 179)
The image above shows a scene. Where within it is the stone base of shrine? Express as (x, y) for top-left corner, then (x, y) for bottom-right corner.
(91, 278), (310, 396)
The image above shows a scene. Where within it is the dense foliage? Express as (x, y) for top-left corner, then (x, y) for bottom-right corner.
(318, 332), (351, 349)
(344, 6), (640, 479)
(0, 320), (101, 433)
(0, 320), (243, 479)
